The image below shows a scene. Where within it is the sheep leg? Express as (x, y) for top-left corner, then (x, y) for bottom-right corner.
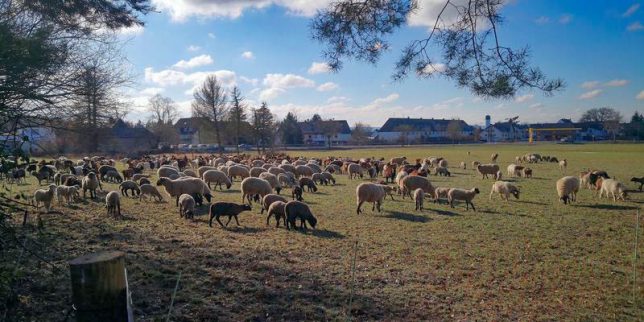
(175, 196), (179, 207)
(376, 201), (381, 212)
(179, 205), (183, 218)
(225, 216), (233, 226)
(469, 202), (476, 212)
(356, 201), (364, 214)
(234, 215), (240, 226)
(117, 203), (121, 217)
(215, 215), (226, 227)
(266, 212), (271, 225)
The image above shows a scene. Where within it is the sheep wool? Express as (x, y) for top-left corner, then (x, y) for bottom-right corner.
(448, 188), (480, 211)
(356, 183), (386, 214)
(556, 176), (580, 205)
(599, 179), (627, 201)
(490, 181), (520, 201)
(240, 177), (273, 204)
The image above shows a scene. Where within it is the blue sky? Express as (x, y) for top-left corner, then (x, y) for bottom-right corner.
(119, 0), (644, 127)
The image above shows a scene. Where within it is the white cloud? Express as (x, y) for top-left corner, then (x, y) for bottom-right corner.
(420, 63), (447, 75)
(558, 14), (572, 24)
(240, 76), (259, 86)
(515, 94), (534, 103)
(187, 45), (201, 52)
(317, 82), (338, 92)
(96, 24), (144, 36)
(208, 32), (216, 39)
(627, 21), (644, 31)
(144, 67), (237, 94)
(145, 68), (186, 86)
(263, 73), (315, 89)
(535, 16), (550, 25)
(140, 87), (165, 96)
(259, 87), (286, 101)
(623, 4), (640, 17)
(408, 0), (503, 30)
(173, 54), (214, 69)
(308, 62), (331, 74)
(605, 79), (629, 87)
(370, 93), (400, 106)
(578, 89), (602, 100)
(430, 97), (463, 111)
(529, 103), (544, 110)
(637, 90), (644, 100)
(327, 96), (349, 103)
(151, 0), (333, 22)
(241, 51), (255, 60)
(581, 81), (600, 89)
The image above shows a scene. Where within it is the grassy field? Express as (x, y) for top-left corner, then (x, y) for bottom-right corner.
(3, 143), (644, 321)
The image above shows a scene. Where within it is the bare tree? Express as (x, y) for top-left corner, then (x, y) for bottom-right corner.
(311, 0), (564, 99)
(251, 102), (275, 154)
(351, 122), (370, 145)
(579, 107), (622, 142)
(446, 119), (463, 143)
(192, 75), (228, 151)
(147, 94), (178, 125)
(227, 86), (247, 154)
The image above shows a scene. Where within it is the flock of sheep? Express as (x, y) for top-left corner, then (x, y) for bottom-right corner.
(4, 150), (643, 232)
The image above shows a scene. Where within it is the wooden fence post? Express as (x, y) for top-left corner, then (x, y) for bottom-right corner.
(69, 251), (131, 322)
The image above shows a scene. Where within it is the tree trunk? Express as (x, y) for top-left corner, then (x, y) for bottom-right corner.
(68, 251), (131, 322)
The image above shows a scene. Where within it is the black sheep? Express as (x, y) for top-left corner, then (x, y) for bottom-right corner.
(631, 177), (644, 191)
(209, 202), (252, 227)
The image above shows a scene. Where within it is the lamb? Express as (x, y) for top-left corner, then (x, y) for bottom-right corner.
(490, 181), (520, 201)
(208, 202), (252, 227)
(119, 180), (140, 197)
(400, 175), (434, 199)
(266, 201), (287, 227)
(250, 167), (267, 177)
(447, 187), (480, 211)
(298, 177), (318, 193)
(321, 171), (336, 185)
(434, 166), (451, 177)
(105, 191), (121, 218)
(156, 177), (213, 206)
(278, 172), (297, 188)
(295, 165), (314, 178)
(259, 172), (282, 194)
(599, 179), (628, 201)
(556, 176), (580, 205)
(33, 184), (57, 211)
(228, 165), (250, 181)
(292, 186), (304, 201)
(433, 187), (450, 204)
(285, 200), (317, 230)
(356, 183), (386, 214)
(261, 194), (288, 214)
(104, 170), (123, 183)
(82, 172), (100, 199)
(559, 159), (567, 171)
(57, 185), (80, 205)
(240, 177), (273, 204)
(378, 184), (397, 200)
(202, 170), (232, 190)
(311, 173), (328, 185)
(178, 194), (196, 219)
(522, 168), (533, 178)
(414, 188), (424, 211)
(491, 153), (499, 163)
(64, 176), (82, 187)
(476, 164), (500, 179)
(139, 184), (164, 202)
(631, 177), (644, 191)
(460, 161), (466, 170)
(347, 163), (364, 179)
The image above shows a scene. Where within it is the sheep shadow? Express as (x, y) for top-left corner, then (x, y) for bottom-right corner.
(514, 200), (547, 206)
(225, 226), (266, 234)
(429, 208), (460, 217)
(576, 204), (639, 210)
(310, 228), (345, 239)
(382, 211), (430, 223)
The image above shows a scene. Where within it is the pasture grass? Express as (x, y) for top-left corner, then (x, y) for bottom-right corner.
(3, 143), (644, 321)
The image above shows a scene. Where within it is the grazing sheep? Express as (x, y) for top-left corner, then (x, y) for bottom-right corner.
(490, 181), (520, 201)
(178, 194), (196, 219)
(495, 171), (503, 181)
(378, 184), (397, 201)
(400, 175), (434, 199)
(33, 184), (57, 211)
(197, 166), (217, 177)
(82, 172), (100, 199)
(447, 188), (480, 211)
(181, 169), (198, 178)
(139, 178), (151, 186)
(240, 177), (273, 204)
(414, 188), (424, 210)
(131, 174), (148, 182)
(460, 161), (466, 170)
(228, 165), (250, 181)
(295, 165), (315, 178)
(259, 172), (282, 194)
(438, 159), (448, 168)
(279, 164), (297, 174)
(285, 201), (317, 230)
(355, 183), (386, 214)
(104, 170), (123, 183)
(434, 166), (451, 177)
(278, 172), (297, 188)
(156, 177), (213, 206)
(292, 186), (304, 201)
(57, 185), (80, 205)
(311, 173), (328, 185)
(599, 179), (628, 201)
(139, 184), (164, 202)
(631, 177), (644, 191)
(298, 177), (318, 193)
(64, 176), (82, 187)
(433, 187), (450, 204)
(491, 153), (499, 163)
(476, 164), (500, 179)
(208, 202), (252, 227)
(472, 161), (481, 169)
(395, 171), (408, 190)
(119, 180), (140, 197)
(266, 201), (287, 227)
(105, 191), (121, 217)
(523, 168), (533, 178)
(559, 159), (567, 171)
(507, 164), (524, 177)
(347, 163), (364, 179)
(321, 171), (336, 185)
(31, 170), (51, 185)
(268, 167), (286, 176)
(98, 165), (119, 180)
(250, 167), (267, 177)
(203, 170), (232, 190)
(556, 176), (580, 205)
(390, 156), (407, 166)
(261, 194), (288, 214)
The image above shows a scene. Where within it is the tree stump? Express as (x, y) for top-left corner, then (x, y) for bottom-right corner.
(69, 251), (131, 322)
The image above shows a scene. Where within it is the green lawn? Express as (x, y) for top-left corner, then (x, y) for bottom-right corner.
(3, 143), (643, 321)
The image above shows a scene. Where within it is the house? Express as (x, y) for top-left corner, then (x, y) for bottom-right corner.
(174, 117), (210, 145)
(298, 120), (352, 145)
(481, 122), (526, 142)
(0, 118), (57, 154)
(375, 118), (474, 143)
(98, 119), (156, 153)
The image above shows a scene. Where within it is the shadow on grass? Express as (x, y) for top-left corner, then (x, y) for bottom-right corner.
(383, 211), (430, 222)
(310, 228), (345, 239)
(514, 200), (547, 205)
(226, 226), (266, 234)
(429, 208), (460, 216)
(575, 204), (638, 211)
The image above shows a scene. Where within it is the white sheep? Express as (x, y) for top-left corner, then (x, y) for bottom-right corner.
(82, 172), (100, 199)
(347, 163), (363, 179)
(356, 182), (386, 214)
(476, 164), (500, 179)
(489, 181), (520, 201)
(400, 175), (434, 199)
(156, 177), (212, 206)
(178, 194), (196, 219)
(278, 164), (296, 174)
(250, 167), (267, 177)
(268, 167), (285, 176)
(33, 184), (57, 211)
(556, 176), (580, 204)
(139, 184), (164, 202)
(228, 165), (250, 181)
(599, 179), (627, 201)
(197, 166), (217, 177)
(559, 159), (567, 171)
(506, 164), (524, 177)
(447, 187), (480, 211)
(105, 191), (121, 217)
(259, 172), (282, 194)
(460, 161), (466, 170)
(261, 193), (288, 215)
(295, 165), (314, 178)
(57, 185), (80, 205)
(158, 166), (179, 178)
(414, 188), (424, 211)
(240, 177), (273, 204)
(433, 187), (450, 204)
(202, 170), (232, 190)
(182, 169), (199, 178)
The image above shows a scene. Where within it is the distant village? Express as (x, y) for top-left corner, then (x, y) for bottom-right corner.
(3, 111), (643, 156)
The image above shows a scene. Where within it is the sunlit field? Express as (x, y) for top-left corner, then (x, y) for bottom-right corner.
(5, 143), (643, 321)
